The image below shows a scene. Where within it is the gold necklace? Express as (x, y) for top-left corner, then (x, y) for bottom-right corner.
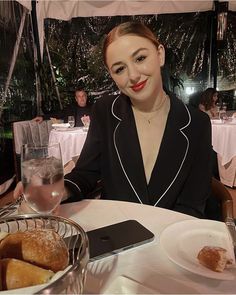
(133, 93), (168, 124)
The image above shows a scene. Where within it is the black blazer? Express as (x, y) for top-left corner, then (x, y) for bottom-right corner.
(65, 93), (212, 218)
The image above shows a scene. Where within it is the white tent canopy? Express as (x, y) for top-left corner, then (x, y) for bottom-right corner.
(19, 1), (215, 19)
(17, 0), (236, 58)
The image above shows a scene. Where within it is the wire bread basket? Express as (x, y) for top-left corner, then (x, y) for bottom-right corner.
(0, 195), (23, 219)
(0, 214), (89, 294)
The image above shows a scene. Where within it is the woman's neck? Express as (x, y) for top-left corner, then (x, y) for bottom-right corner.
(131, 90), (168, 113)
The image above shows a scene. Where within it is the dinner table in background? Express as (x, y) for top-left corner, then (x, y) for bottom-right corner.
(58, 199), (236, 294)
(49, 127), (87, 167)
(211, 119), (236, 187)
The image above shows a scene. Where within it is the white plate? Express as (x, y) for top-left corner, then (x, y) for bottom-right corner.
(160, 219), (236, 280)
(103, 276), (157, 294)
(55, 128), (75, 132)
(54, 127), (83, 132)
(52, 123), (70, 130)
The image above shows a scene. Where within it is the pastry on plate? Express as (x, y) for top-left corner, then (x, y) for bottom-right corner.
(197, 246), (233, 272)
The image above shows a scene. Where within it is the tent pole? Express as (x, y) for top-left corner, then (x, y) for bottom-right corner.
(211, 1), (218, 89)
(30, 13), (42, 115)
(31, 0), (44, 115)
(31, 0), (42, 64)
(3, 7), (27, 100)
(208, 12), (213, 87)
(45, 41), (63, 110)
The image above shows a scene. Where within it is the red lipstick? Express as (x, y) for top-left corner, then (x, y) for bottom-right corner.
(131, 80), (147, 92)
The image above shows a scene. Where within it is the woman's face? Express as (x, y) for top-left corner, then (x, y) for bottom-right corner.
(106, 35), (165, 105)
(213, 92), (218, 103)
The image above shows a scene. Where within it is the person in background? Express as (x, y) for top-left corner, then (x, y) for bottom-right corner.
(15, 21), (212, 219)
(198, 88), (219, 118)
(33, 89), (92, 127)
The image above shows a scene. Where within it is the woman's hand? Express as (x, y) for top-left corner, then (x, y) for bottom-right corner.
(13, 182), (35, 214)
(13, 181), (23, 200)
(14, 181), (69, 215)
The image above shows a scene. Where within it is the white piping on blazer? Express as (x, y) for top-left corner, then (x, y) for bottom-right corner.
(112, 96), (191, 206)
(154, 103), (191, 206)
(112, 95), (143, 204)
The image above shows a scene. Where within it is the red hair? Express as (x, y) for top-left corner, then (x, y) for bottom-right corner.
(103, 21), (161, 67)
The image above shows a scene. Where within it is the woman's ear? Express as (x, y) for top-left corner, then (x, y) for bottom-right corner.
(158, 45), (165, 67)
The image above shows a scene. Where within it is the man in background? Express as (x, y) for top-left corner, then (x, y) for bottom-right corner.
(33, 89), (92, 127)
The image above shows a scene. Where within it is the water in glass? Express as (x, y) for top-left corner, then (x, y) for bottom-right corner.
(68, 116), (75, 128)
(21, 144), (64, 214)
(216, 102), (221, 119)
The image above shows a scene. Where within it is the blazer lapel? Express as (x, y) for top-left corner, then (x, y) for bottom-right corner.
(148, 95), (191, 206)
(112, 95), (149, 204)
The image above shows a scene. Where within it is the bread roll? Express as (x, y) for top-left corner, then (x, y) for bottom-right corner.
(0, 258), (54, 290)
(0, 229), (69, 272)
(197, 246), (233, 272)
(0, 232), (8, 242)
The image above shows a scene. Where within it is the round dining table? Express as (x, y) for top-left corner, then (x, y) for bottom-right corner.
(49, 127), (87, 166)
(58, 199), (236, 294)
(211, 120), (236, 166)
(211, 119), (236, 187)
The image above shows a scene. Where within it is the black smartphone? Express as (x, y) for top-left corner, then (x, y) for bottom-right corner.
(87, 219), (154, 261)
(64, 220), (154, 262)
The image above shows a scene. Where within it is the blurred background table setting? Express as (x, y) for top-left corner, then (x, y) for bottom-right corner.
(211, 118), (236, 187)
(51, 122), (70, 131)
(49, 126), (88, 172)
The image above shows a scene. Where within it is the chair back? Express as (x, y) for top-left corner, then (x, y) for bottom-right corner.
(12, 120), (53, 181)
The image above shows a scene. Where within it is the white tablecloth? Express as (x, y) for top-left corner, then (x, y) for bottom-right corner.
(211, 121), (236, 166)
(211, 121), (236, 187)
(49, 127), (87, 165)
(13, 120), (52, 154)
(59, 200), (236, 294)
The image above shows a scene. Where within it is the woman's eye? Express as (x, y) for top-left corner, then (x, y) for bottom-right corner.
(115, 66), (125, 74)
(136, 55), (146, 63)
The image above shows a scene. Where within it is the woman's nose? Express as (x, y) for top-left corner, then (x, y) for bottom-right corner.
(128, 65), (140, 83)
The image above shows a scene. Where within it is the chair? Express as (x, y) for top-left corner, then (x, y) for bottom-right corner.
(12, 120), (53, 182)
(206, 177), (234, 222)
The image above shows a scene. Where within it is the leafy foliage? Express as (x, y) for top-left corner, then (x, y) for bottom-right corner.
(1, 5), (236, 117)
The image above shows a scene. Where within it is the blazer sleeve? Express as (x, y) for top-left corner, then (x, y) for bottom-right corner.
(64, 104), (102, 200)
(173, 115), (212, 218)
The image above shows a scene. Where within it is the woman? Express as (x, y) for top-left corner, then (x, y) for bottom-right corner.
(15, 22), (212, 218)
(199, 88), (219, 118)
(63, 21), (212, 218)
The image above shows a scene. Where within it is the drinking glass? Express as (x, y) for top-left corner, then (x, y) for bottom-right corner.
(68, 116), (75, 128)
(21, 143), (64, 214)
(216, 102), (221, 119)
(222, 102), (227, 112)
(219, 102), (228, 122)
(81, 115), (90, 132)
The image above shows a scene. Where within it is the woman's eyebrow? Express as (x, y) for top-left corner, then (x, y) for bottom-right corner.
(111, 48), (148, 70)
(131, 48), (148, 57)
